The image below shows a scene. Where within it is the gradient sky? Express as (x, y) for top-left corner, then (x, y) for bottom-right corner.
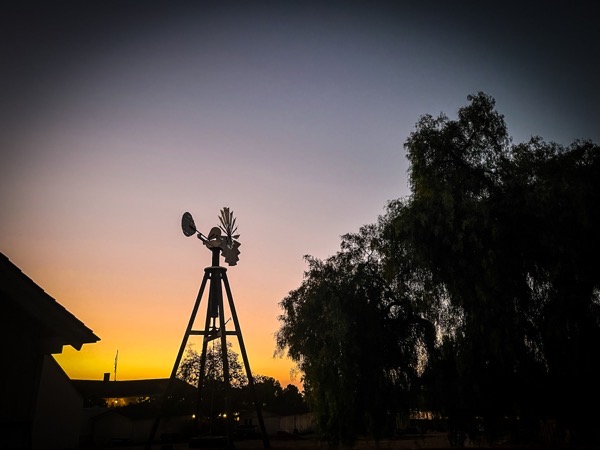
(1, 2), (598, 388)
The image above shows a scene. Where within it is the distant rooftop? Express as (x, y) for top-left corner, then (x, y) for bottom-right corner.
(72, 378), (196, 399)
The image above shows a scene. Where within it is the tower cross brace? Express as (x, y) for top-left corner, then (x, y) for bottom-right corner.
(147, 247), (270, 449)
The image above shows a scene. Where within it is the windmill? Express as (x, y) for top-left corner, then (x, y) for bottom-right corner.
(147, 208), (269, 449)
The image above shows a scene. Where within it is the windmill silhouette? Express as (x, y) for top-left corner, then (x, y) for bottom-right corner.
(147, 208), (269, 449)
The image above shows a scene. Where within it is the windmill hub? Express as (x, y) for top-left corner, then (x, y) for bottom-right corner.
(181, 208), (241, 266)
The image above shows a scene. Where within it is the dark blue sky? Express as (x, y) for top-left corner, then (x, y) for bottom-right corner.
(3, 1), (598, 145)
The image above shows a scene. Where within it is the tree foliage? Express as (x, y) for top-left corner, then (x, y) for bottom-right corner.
(246, 375), (309, 415)
(276, 224), (435, 445)
(393, 93), (600, 444)
(277, 92), (600, 446)
(177, 341), (248, 389)
(177, 342), (308, 418)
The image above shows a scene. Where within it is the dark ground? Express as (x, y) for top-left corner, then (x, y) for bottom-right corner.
(112, 432), (597, 450)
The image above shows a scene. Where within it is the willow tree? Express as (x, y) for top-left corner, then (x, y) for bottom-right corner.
(390, 92), (600, 444)
(276, 224), (435, 446)
(278, 92), (600, 446)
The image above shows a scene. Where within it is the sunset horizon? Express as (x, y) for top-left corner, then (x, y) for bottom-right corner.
(2, 0), (598, 423)
(4, 247), (302, 389)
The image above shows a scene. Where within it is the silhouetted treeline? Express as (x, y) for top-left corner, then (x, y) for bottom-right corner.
(177, 342), (308, 419)
(276, 93), (600, 447)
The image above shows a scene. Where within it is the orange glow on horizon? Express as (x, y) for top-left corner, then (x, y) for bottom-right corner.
(54, 343), (301, 389)
(7, 241), (303, 390)
(45, 253), (303, 389)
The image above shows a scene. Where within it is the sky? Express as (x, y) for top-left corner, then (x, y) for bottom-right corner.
(1, 2), (598, 388)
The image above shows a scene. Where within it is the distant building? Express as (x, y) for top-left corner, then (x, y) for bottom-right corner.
(0, 252), (100, 449)
(72, 377), (197, 408)
(72, 378), (197, 445)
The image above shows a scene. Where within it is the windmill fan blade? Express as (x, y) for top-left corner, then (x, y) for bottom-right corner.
(219, 207), (238, 237)
(181, 212), (197, 237)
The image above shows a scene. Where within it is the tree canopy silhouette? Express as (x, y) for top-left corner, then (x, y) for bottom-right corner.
(277, 92), (600, 446)
(177, 342), (307, 420)
(178, 341), (248, 389)
(392, 93), (600, 444)
(276, 224), (435, 445)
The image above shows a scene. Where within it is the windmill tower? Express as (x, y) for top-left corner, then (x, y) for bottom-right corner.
(147, 208), (269, 449)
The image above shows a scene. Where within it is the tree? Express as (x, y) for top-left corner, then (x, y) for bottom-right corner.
(177, 343), (308, 422)
(176, 340), (249, 430)
(278, 92), (600, 446)
(278, 383), (309, 415)
(389, 92), (600, 444)
(177, 340), (248, 389)
(241, 375), (308, 415)
(276, 224), (435, 445)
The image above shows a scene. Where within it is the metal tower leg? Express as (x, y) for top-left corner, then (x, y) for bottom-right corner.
(147, 247), (269, 449)
(146, 269), (210, 449)
(223, 272), (270, 449)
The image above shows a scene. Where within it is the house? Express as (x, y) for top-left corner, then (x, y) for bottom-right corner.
(0, 252), (100, 449)
(72, 378), (197, 445)
(72, 377), (197, 408)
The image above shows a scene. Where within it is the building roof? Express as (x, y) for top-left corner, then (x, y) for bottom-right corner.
(0, 252), (100, 352)
(72, 378), (197, 399)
